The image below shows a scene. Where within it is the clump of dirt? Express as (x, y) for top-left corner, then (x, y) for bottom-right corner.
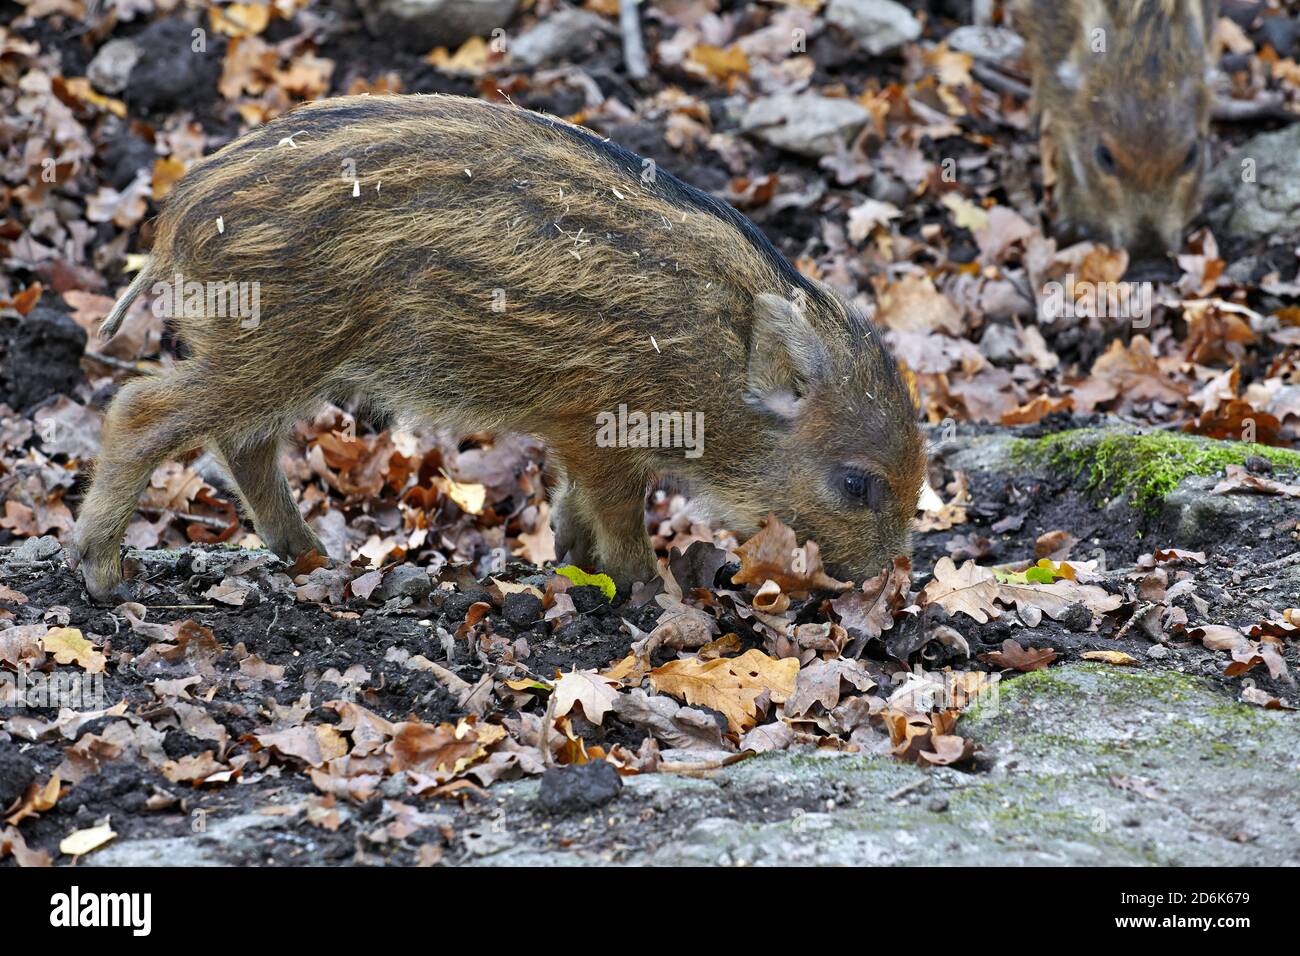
(0, 305), (87, 412)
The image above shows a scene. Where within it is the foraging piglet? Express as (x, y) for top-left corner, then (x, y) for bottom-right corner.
(76, 94), (925, 603)
(1015, 0), (1217, 256)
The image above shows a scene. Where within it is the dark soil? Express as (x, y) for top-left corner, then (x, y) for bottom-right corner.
(5, 423), (1297, 865)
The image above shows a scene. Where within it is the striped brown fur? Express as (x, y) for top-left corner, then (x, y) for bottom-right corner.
(74, 94), (924, 603)
(1015, 0), (1216, 255)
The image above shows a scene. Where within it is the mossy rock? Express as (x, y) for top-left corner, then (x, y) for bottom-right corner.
(1008, 427), (1300, 511)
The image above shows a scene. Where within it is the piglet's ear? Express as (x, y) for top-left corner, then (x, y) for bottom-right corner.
(745, 293), (828, 420)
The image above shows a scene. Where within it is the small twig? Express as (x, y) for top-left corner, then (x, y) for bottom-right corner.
(83, 351), (158, 375)
(540, 692), (557, 767)
(1242, 550), (1300, 579)
(1113, 601), (1155, 643)
(136, 507), (231, 531)
(887, 779), (928, 801)
(618, 0), (649, 81)
(971, 62), (1031, 100)
(657, 752), (755, 776)
(143, 604), (216, 610)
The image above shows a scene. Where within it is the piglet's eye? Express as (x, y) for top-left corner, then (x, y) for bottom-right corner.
(1095, 144), (1117, 174)
(841, 470), (887, 510)
(1180, 143), (1200, 173)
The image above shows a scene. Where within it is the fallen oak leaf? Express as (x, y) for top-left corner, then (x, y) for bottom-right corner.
(610, 689), (726, 751)
(1187, 625), (1275, 677)
(832, 555), (912, 648)
(600, 652), (651, 684)
(0, 826), (51, 867)
(730, 514), (851, 595)
(649, 648), (799, 734)
(286, 548), (330, 577)
(920, 557), (1000, 623)
(1212, 464), (1300, 498)
(204, 578), (252, 605)
(348, 569), (384, 600)
(1136, 548), (1208, 568)
(161, 752), (237, 785)
(1241, 686), (1296, 710)
(979, 639), (1057, 672)
(252, 725), (349, 768)
(784, 658), (877, 717)
(630, 600), (718, 659)
(41, 627), (106, 673)
(0, 584), (28, 604)
(1193, 624), (1250, 652)
(697, 632), (743, 661)
(388, 717), (504, 777)
(550, 669), (621, 725)
(995, 578), (1122, 628)
(1034, 530), (1078, 561)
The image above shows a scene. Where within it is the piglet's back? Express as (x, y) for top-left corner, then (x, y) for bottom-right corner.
(149, 94), (815, 360)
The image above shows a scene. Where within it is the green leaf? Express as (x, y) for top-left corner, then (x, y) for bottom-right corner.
(554, 566), (617, 601)
(994, 560), (1068, 586)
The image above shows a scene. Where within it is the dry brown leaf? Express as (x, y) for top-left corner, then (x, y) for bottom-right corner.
(875, 273), (964, 335)
(996, 579), (1123, 628)
(41, 627), (106, 673)
(731, 514), (851, 595)
(784, 658), (876, 716)
(921, 557), (1000, 623)
(978, 639), (1057, 672)
(550, 669), (621, 725)
(649, 648), (799, 733)
(4, 774), (61, 826)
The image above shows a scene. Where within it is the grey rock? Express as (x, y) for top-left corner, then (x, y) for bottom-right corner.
(357, 0), (520, 54)
(13, 535), (62, 562)
(508, 8), (610, 68)
(939, 431), (1020, 476)
(941, 427), (1300, 556)
(1160, 475), (1280, 549)
(824, 0), (922, 55)
(945, 25), (1024, 63)
(468, 665), (1299, 865)
(88, 38), (141, 95)
(536, 761), (622, 814)
(377, 564), (433, 601)
(1207, 124), (1300, 240)
(84, 811), (284, 867)
(742, 93), (873, 158)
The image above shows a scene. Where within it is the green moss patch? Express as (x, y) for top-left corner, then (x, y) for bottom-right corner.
(1009, 428), (1300, 511)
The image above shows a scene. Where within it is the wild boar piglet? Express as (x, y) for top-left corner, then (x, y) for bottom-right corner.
(1015, 0), (1217, 257)
(76, 94), (926, 603)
